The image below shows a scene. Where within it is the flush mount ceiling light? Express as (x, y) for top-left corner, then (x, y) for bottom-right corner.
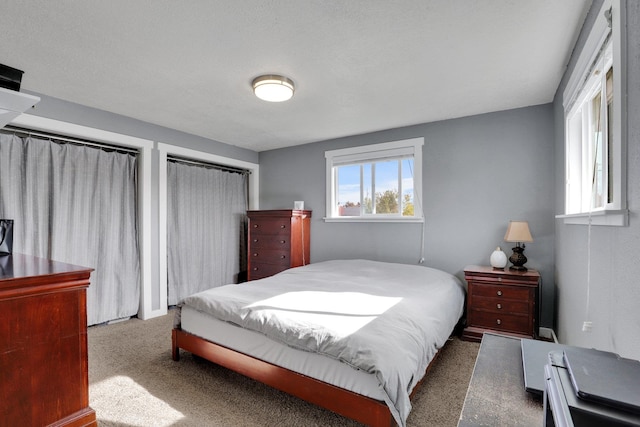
(252, 75), (295, 102)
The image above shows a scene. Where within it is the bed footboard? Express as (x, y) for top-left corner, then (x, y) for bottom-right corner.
(172, 327), (396, 427)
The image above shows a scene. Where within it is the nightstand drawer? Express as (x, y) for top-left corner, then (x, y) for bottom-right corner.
(470, 283), (531, 301)
(468, 309), (530, 334)
(471, 297), (529, 314)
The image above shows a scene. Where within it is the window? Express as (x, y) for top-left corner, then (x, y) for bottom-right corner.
(325, 138), (423, 222)
(559, 0), (627, 226)
(565, 41), (613, 213)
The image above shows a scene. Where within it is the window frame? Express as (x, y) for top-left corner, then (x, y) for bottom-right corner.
(324, 137), (424, 223)
(557, 0), (628, 226)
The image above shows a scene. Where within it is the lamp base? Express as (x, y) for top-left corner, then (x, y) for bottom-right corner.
(509, 246), (528, 271)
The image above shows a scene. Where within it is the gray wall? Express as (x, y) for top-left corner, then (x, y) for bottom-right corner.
(259, 104), (557, 327)
(25, 92), (259, 163)
(553, 0), (640, 359)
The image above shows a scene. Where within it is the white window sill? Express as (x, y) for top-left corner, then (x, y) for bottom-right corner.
(324, 216), (424, 223)
(555, 209), (629, 226)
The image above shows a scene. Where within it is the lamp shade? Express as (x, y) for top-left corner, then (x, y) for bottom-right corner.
(504, 221), (533, 243)
(252, 75), (294, 102)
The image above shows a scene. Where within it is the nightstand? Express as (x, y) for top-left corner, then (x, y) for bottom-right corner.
(462, 265), (540, 342)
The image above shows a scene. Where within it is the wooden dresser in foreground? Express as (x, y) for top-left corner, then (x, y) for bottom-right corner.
(0, 253), (96, 427)
(247, 210), (311, 281)
(462, 265), (540, 342)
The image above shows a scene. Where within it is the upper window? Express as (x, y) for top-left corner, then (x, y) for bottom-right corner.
(560, 0), (627, 226)
(565, 40), (613, 214)
(325, 138), (423, 222)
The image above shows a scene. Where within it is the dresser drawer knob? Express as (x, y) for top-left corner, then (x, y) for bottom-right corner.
(253, 253), (258, 257)
(496, 319), (502, 325)
(497, 303), (502, 309)
(280, 255), (286, 259)
(497, 290), (503, 296)
(280, 240), (286, 244)
(253, 239), (259, 243)
(253, 224), (259, 228)
(253, 267), (259, 271)
(280, 225), (286, 229)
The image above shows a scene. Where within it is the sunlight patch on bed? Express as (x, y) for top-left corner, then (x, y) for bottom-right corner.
(245, 291), (402, 338)
(90, 375), (184, 426)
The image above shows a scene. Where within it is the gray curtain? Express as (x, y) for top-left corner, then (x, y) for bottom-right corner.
(167, 160), (247, 305)
(0, 133), (140, 325)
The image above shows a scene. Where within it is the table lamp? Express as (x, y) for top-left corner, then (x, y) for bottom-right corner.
(504, 221), (533, 271)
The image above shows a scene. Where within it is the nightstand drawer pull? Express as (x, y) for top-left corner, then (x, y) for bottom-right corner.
(496, 319), (501, 325)
(496, 303), (502, 309)
(497, 290), (502, 296)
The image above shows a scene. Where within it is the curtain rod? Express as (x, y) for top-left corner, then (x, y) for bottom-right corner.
(1, 126), (139, 155)
(2, 126), (251, 175)
(168, 155), (251, 175)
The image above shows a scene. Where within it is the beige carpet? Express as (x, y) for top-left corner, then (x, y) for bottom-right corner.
(88, 312), (480, 426)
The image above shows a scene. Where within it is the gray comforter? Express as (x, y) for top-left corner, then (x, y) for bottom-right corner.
(181, 259), (465, 426)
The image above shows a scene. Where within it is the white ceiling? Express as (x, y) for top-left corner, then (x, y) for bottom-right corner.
(0, 1), (591, 152)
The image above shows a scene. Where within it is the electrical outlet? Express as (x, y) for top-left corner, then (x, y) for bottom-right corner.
(582, 321), (592, 332)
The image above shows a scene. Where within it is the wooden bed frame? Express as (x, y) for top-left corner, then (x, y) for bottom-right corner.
(172, 327), (444, 427)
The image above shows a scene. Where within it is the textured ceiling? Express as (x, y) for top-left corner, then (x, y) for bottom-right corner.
(0, 1), (591, 152)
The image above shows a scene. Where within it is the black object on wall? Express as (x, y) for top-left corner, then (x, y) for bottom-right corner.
(0, 64), (24, 91)
(0, 219), (14, 255)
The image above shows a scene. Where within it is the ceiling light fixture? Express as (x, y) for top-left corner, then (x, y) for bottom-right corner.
(252, 75), (295, 102)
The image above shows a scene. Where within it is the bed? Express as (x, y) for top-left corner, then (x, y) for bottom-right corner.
(172, 259), (465, 427)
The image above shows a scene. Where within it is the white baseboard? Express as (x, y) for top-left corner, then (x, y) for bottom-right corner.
(539, 327), (558, 343)
(107, 316), (131, 325)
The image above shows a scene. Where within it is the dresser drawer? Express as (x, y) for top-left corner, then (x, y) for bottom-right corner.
(249, 218), (290, 235)
(249, 249), (290, 265)
(471, 297), (529, 314)
(470, 282), (531, 301)
(248, 262), (288, 280)
(468, 309), (530, 335)
(249, 234), (290, 249)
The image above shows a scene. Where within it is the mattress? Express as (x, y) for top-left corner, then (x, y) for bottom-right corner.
(181, 304), (386, 400)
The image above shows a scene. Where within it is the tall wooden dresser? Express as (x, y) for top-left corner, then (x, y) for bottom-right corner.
(0, 253), (97, 427)
(247, 210), (311, 281)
